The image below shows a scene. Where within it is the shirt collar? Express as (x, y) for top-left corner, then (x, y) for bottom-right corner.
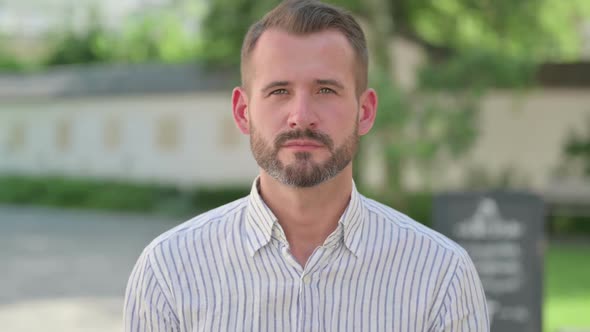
(244, 176), (367, 257)
(339, 180), (366, 257)
(244, 177), (278, 256)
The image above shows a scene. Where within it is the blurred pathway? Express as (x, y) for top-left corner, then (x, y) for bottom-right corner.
(0, 205), (180, 332)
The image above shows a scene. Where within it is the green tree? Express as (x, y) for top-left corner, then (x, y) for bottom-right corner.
(359, 0), (480, 204)
(44, 4), (205, 66)
(200, 0), (590, 66)
(45, 8), (114, 66)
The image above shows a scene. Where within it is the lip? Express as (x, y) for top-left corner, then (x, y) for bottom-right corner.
(282, 140), (324, 150)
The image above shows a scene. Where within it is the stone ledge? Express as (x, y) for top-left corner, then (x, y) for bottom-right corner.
(544, 177), (590, 217)
(0, 63), (238, 100)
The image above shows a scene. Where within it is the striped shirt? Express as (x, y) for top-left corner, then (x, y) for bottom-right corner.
(124, 178), (489, 331)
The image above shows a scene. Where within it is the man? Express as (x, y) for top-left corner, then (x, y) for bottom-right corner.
(124, 0), (489, 331)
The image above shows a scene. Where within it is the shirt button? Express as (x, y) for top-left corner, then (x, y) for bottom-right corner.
(303, 276), (311, 284)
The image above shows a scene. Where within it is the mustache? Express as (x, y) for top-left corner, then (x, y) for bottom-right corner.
(274, 128), (334, 150)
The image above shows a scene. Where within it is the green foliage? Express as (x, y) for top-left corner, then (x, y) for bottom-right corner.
(537, 0), (590, 61)
(401, 0), (590, 60)
(0, 175), (250, 217)
(409, 0), (545, 57)
(368, 69), (479, 195)
(0, 35), (31, 72)
(200, 0), (590, 67)
(0, 175), (167, 212)
(199, 0), (278, 66)
(45, 29), (112, 66)
(563, 117), (590, 176)
(43, 7), (202, 67)
(6, 0), (590, 70)
(551, 216), (590, 236)
(45, 10), (114, 66)
(361, 185), (433, 225)
(188, 186), (251, 212)
(0, 50), (27, 72)
(2, 175), (589, 237)
(419, 51), (537, 90)
(198, 0), (368, 66)
(114, 11), (200, 63)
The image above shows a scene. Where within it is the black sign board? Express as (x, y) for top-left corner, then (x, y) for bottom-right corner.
(433, 192), (544, 332)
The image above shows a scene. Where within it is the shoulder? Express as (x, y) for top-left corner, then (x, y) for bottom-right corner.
(361, 195), (472, 263)
(142, 196), (248, 256)
(126, 196), (250, 305)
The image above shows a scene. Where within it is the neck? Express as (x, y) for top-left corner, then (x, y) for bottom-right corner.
(258, 167), (353, 266)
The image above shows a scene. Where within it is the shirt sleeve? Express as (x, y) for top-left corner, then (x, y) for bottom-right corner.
(124, 249), (180, 332)
(432, 252), (490, 332)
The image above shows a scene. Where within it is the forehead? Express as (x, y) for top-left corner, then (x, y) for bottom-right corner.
(245, 29), (357, 89)
(255, 28), (353, 54)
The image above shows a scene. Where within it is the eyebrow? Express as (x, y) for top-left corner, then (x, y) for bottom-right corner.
(261, 79), (345, 93)
(261, 81), (290, 93)
(315, 79), (344, 90)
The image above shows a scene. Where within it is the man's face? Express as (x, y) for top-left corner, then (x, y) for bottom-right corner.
(236, 29), (372, 187)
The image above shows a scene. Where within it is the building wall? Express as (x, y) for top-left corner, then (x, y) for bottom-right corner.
(470, 89), (589, 190)
(404, 89), (590, 192)
(1, 88), (588, 192)
(0, 93), (258, 187)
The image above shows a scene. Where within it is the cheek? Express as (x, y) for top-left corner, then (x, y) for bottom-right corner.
(322, 96), (358, 116)
(325, 104), (359, 131)
(250, 111), (289, 140)
(249, 116), (281, 143)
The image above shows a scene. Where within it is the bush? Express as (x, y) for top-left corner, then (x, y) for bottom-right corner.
(188, 186), (251, 212)
(361, 188), (434, 227)
(550, 215), (590, 236)
(0, 52), (27, 72)
(364, 187), (590, 236)
(0, 175), (250, 217)
(1, 175), (588, 235)
(0, 37), (30, 72)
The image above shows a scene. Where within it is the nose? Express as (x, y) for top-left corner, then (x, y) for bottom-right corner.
(288, 93), (318, 130)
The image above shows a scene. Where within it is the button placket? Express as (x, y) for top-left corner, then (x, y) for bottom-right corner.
(281, 245), (302, 272)
(278, 239), (341, 332)
(297, 245), (340, 332)
(297, 271), (309, 332)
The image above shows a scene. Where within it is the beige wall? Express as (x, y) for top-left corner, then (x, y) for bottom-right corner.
(0, 93), (258, 187)
(1, 89), (588, 192)
(470, 89), (589, 190)
(403, 89), (590, 193)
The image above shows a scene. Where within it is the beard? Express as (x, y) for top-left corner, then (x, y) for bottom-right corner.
(250, 123), (359, 188)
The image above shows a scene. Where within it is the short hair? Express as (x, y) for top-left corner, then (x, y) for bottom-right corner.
(240, 0), (368, 95)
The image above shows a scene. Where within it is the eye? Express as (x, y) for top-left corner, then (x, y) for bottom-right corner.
(319, 87), (335, 94)
(270, 89), (288, 96)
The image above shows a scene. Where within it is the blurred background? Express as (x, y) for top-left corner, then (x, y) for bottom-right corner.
(0, 0), (589, 331)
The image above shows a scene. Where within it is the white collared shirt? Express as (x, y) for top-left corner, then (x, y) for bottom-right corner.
(124, 178), (489, 331)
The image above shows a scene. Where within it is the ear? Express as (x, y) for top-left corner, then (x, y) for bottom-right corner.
(358, 88), (377, 136)
(232, 87), (250, 135)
